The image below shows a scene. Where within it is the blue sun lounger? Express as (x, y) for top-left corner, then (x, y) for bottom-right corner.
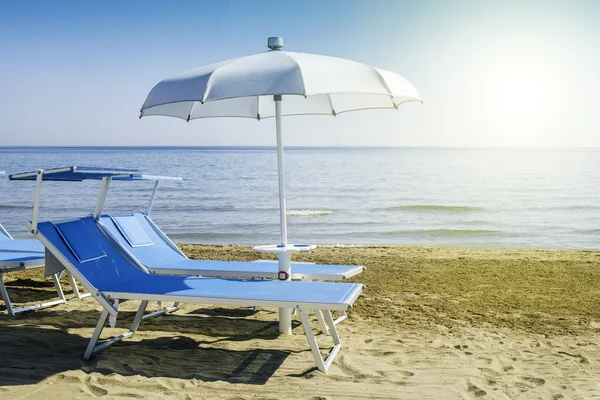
(1, 167), (64, 315)
(97, 212), (363, 328)
(35, 216), (363, 374)
(1, 170), (90, 316)
(0, 222), (69, 316)
(98, 212), (364, 281)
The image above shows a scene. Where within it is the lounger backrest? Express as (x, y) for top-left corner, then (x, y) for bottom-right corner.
(37, 217), (149, 291)
(98, 213), (186, 267)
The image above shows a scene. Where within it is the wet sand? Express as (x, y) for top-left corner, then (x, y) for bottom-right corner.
(1, 245), (599, 399)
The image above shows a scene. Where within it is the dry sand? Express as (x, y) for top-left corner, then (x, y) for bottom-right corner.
(1, 245), (600, 399)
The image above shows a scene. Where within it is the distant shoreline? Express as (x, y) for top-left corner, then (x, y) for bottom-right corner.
(173, 242), (599, 252)
(1, 145), (600, 151)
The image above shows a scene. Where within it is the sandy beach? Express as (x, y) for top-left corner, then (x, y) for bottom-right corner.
(1, 245), (600, 399)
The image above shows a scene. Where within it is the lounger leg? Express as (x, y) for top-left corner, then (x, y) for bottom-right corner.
(308, 280), (326, 332)
(0, 272), (67, 317)
(0, 273), (15, 317)
(67, 272), (91, 299)
(141, 301), (179, 321)
(322, 310), (341, 345)
(84, 301), (149, 360)
(315, 309), (330, 335)
(298, 309), (343, 374)
(84, 309), (110, 360)
(109, 299), (120, 328)
(129, 300), (148, 333)
(299, 309), (326, 373)
(333, 311), (347, 325)
(52, 273), (66, 303)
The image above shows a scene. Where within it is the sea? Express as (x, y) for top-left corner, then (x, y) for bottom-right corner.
(0, 146), (599, 250)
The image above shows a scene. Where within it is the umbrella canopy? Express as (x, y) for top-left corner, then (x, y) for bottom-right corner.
(140, 37), (421, 334)
(140, 48), (421, 120)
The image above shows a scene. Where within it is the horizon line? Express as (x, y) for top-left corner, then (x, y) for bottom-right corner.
(0, 145), (599, 151)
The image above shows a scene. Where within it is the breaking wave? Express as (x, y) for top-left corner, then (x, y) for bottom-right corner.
(286, 210), (332, 217)
(168, 232), (261, 239)
(387, 205), (483, 212)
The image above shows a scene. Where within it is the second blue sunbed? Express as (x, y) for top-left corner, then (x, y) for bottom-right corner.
(97, 212), (363, 327)
(0, 221), (67, 316)
(98, 212), (364, 281)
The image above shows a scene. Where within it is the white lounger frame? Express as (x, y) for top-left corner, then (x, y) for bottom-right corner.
(0, 264), (65, 317)
(35, 224), (357, 374)
(84, 299), (342, 374)
(0, 225), (89, 316)
(0, 212), (66, 316)
(0, 263), (91, 317)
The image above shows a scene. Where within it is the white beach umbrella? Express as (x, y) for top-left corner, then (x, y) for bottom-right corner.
(140, 37), (421, 333)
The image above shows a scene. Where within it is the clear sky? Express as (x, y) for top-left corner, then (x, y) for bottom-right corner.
(1, 0), (599, 147)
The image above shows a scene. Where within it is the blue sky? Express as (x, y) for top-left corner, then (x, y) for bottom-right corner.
(1, 0), (600, 147)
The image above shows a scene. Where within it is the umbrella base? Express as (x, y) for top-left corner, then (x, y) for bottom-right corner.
(253, 244), (316, 334)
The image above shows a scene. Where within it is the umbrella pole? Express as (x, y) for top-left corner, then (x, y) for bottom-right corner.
(275, 95), (288, 247)
(275, 94), (292, 335)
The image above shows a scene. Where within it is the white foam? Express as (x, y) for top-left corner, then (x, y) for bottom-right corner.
(286, 209), (332, 217)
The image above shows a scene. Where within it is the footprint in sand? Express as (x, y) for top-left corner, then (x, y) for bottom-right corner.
(521, 376), (545, 386)
(479, 367), (503, 377)
(453, 344), (473, 356)
(466, 383), (487, 397)
(378, 369), (414, 378)
(84, 379), (108, 397)
(56, 373), (83, 384)
(114, 393), (145, 399)
(367, 349), (397, 357)
(558, 351), (589, 364)
(121, 362), (136, 373)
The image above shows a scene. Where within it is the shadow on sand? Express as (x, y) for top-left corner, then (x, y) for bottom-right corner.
(1, 306), (302, 339)
(0, 311), (296, 386)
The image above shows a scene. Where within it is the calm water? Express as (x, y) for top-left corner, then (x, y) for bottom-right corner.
(1, 147), (599, 249)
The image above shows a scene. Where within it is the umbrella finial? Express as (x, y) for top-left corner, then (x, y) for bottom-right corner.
(268, 37), (283, 51)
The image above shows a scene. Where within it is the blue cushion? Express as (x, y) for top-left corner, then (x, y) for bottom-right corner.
(53, 220), (106, 263)
(111, 215), (153, 247)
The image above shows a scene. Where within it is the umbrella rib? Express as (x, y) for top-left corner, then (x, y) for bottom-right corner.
(285, 52), (307, 97)
(201, 70), (218, 103)
(186, 102), (195, 121)
(372, 68), (394, 96)
(370, 68), (399, 109)
(326, 94), (336, 116)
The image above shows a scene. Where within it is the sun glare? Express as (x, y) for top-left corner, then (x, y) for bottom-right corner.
(481, 59), (557, 142)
